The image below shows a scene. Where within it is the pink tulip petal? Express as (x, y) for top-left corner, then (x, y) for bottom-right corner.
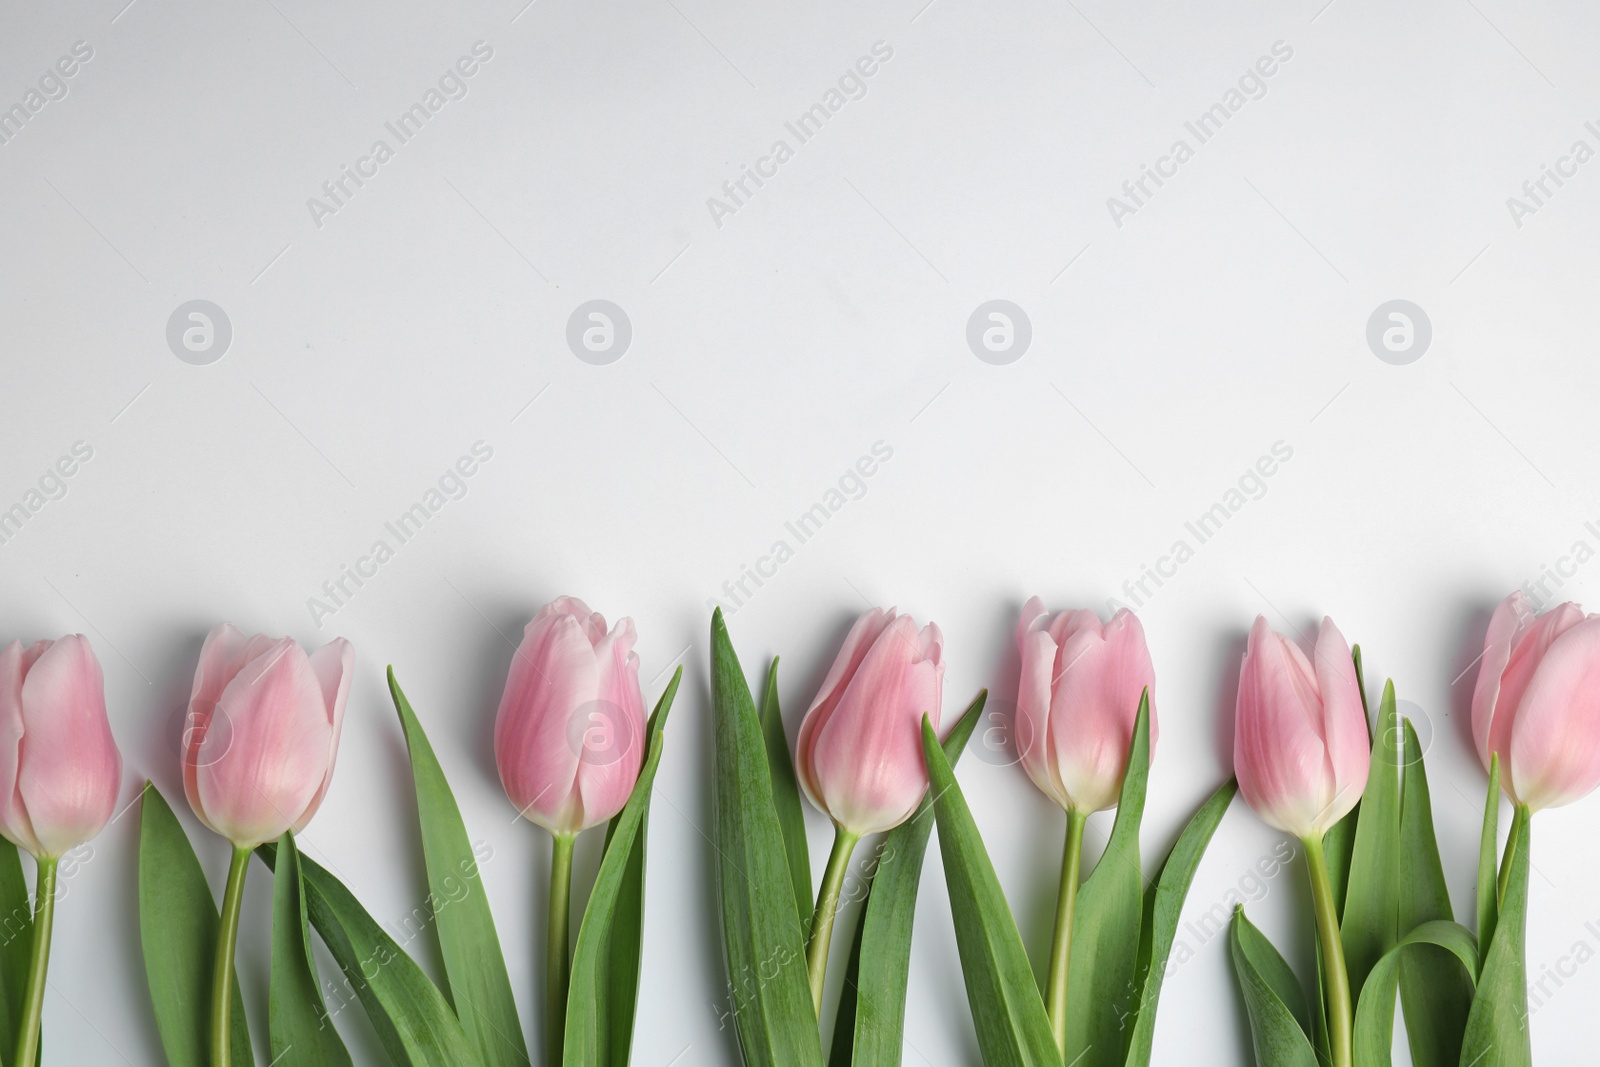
(1471, 593), (1534, 769)
(1508, 617), (1600, 810)
(0, 642), (41, 855)
(1485, 602), (1585, 796)
(197, 640), (331, 847)
(1235, 617), (1339, 836)
(1046, 611), (1155, 813)
(796, 608), (894, 811)
(1313, 618), (1368, 813)
(495, 614), (599, 833)
(574, 618), (648, 827)
(15, 636), (121, 856)
(1016, 621), (1065, 808)
(806, 614), (943, 834)
(292, 638), (353, 832)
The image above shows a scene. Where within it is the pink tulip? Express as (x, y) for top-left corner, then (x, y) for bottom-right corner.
(183, 624), (352, 848)
(1234, 615), (1368, 839)
(796, 608), (944, 836)
(1472, 591), (1600, 811)
(1015, 598), (1157, 814)
(495, 597), (646, 836)
(0, 636), (122, 857)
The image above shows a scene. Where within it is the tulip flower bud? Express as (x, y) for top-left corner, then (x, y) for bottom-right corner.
(0, 636), (122, 858)
(1234, 615), (1368, 839)
(495, 597), (647, 836)
(183, 624), (352, 848)
(795, 608), (944, 837)
(1472, 591), (1600, 811)
(1015, 597), (1157, 814)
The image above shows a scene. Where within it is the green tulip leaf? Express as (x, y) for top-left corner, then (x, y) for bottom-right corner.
(593, 667), (681, 1067)
(1394, 720), (1472, 1067)
(1340, 679), (1402, 1003)
(759, 658), (813, 934)
(1064, 695), (1151, 1067)
(1459, 805), (1532, 1067)
(1475, 755), (1502, 975)
(1123, 776), (1239, 1067)
(389, 669), (528, 1067)
(564, 727), (668, 1065)
(1350, 919), (1477, 1067)
(920, 715), (1058, 1067)
(254, 844), (481, 1067)
(0, 839), (33, 1060)
(137, 782), (252, 1067)
(1229, 907), (1318, 1067)
(269, 832), (352, 1066)
(829, 690), (985, 1067)
(708, 610), (825, 1067)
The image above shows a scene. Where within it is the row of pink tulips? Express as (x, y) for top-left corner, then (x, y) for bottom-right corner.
(2, 588), (1596, 1063)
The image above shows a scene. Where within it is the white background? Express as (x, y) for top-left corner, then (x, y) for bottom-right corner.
(2, 0), (1598, 1062)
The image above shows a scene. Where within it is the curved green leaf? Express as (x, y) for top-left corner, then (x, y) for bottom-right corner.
(564, 729), (667, 1065)
(254, 844), (481, 1067)
(596, 667), (681, 1067)
(1064, 695), (1150, 1067)
(1475, 756), (1501, 975)
(921, 715), (1058, 1067)
(759, 659), (812, 934)
(1459, 805), (1532, 1067)
(1351, 919), (1476, 1066)
(390, 669), (527, 1067)
(708, 610), (825, 1067)
(1123, 777), (1239, 1067)
(1229, 907), (1317, 1067)
(137, 782), (253, 1067)
(830, 691), (985, 1067)
(1395, 721), (1471, 1067)
(270, 832), (352, 1066)
(0, 839), (33, 1060)
(1341, 680), (1401, 1002)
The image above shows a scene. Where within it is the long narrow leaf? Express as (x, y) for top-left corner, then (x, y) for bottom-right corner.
(1340, 679), (1401, 1001)
(1064, 695), (1150, 1067)
(597, 667), (681, 1067)
(921, 715), (1058, 1067)
(1475, 756), (1501, 975)
(1351, 919), (1477, 1066)
(0, 839), (33, 1060)
(388, 669), (527, 1067)
(830, 691), (985, 1067)
(1395, 720), (1472, 1067)
(254, 845), (481, 1067)
(1459, 805), (1532, 1067)
(137, 783), (252, 1067)
(1229, 908), (1318, 1067)
(759, 659), (812, 934)
(270, 832), (352, 1066)
(708, 610), (825, 1067)
(1123, 777), (1238, 1067)
(564, 730), (668, 1065)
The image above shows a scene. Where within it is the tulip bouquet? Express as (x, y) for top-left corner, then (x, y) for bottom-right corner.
(136, 599), (680, 1067)
(916, 601), (1235, 1067)
(1227, 598), (1600, 1067)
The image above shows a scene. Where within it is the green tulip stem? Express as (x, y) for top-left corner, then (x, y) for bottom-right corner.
(1303, 834), (1352, 1067)
(12, 856), (57, 1067)
(211, 845), (251, 1067)
(806, 825), (861, 1012)
(1045, 808), (1087, 1054)
(546, 831), (576, 1066)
